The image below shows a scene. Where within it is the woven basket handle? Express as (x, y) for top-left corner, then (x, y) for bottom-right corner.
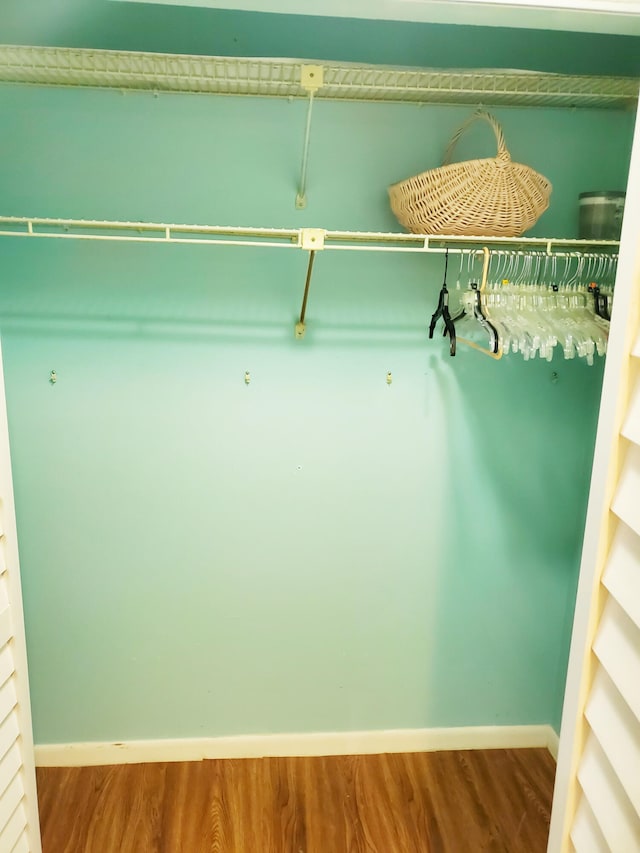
(442, 110), (510, 166)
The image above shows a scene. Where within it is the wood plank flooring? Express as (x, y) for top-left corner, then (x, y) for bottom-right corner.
(36, 748), (556, 853)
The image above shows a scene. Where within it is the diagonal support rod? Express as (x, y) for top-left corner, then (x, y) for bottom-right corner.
(295, 65), (323, 210)
(295, 250), (316, 339)
(295, 92), (314, 210)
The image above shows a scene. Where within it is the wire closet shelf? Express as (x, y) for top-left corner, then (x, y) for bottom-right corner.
(0, 215), (619, 364)
(0, 46), (637, 110)
(0, 216), (621, 256)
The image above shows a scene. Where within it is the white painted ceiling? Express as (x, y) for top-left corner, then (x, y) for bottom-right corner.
(110, 0), (640, 35)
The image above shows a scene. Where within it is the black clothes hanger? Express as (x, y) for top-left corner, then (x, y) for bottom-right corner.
(467, 281), (500, 354)
(429, 250), (457, 356)
(430, 247), (502, 360)
(453, 247), (502, 360)
(588, 282), (611, 321)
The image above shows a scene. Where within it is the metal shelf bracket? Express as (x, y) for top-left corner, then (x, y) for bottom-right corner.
(295, 229), (325, 338)
(296, 65), (324, 211)
(300, 228), (325, 250)
(295, 249), (317, 340)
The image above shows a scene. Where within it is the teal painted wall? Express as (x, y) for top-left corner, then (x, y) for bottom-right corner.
(0, 84), (633, 742)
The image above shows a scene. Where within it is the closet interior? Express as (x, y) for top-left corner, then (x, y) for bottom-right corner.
(0, 5), (638, 851)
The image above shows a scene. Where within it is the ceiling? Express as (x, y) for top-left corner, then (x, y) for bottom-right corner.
(112, 0), (640, 36)
(1, 0), (640, 76)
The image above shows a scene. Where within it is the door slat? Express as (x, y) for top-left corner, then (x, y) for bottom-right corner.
(602, 520), (640, 630)
(0, 801), (26, 853)
(571, 795), (609, 853)
(0, 712), (19, 767)
(592, 595), (640, 721)
(611, 442), (640, 535)
(621, 373), (640, 446)
(577, 733), (640, 851)
(11, 830), (30, 853)
(585, 666), (640, 817)
(0, 607), (12, 652)
(0, 679), (16, 731)
(0, 743), (22, 801)
(0, 647), (14, 692)
(0, 774), (24, 842)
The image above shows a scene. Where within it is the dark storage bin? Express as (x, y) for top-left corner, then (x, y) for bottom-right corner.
(579, 191), (625, 240)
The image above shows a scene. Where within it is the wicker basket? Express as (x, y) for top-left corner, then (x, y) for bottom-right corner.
(388, 110), (552, 237)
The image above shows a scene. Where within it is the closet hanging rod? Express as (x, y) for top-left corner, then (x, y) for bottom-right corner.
(0, 217), (620, 256)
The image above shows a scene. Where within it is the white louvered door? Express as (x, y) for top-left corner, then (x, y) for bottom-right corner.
(548, 104), (640, 853)
(0, 344), (41, 853)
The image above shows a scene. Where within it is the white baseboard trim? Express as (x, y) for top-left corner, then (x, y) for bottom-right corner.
(35, 724), (559, 767)
(546, 727), (560, 760)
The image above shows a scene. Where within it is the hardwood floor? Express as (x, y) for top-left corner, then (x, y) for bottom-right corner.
(36, 748), (556, 852)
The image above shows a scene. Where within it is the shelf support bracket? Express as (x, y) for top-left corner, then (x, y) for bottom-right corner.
(295, 251), (316, 339)
(295, 65), (324, 211)
(295, 230), (325, 339)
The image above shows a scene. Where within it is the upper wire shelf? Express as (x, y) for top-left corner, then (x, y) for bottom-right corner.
(0, 45), (637, 110)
